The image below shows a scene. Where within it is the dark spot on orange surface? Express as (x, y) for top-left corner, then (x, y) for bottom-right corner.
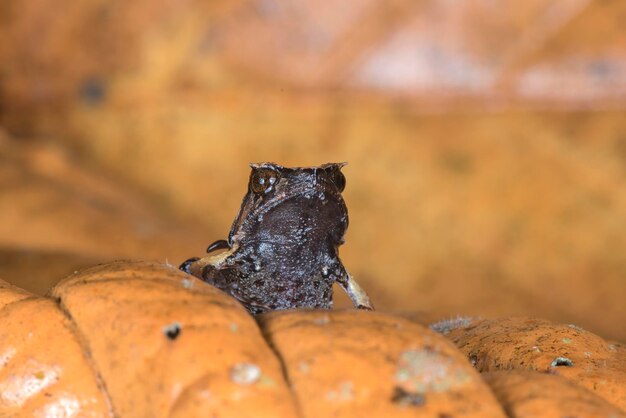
(440, 151), (472, 175)
(468, 354), (478, 366)
(163, 322), (181, 340)
(391, 386), (425, 406)
(550, 356), (573, 367)
(79, 77), (106, 105)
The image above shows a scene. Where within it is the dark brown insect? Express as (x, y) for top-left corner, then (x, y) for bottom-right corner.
(180, 162), (373, 314)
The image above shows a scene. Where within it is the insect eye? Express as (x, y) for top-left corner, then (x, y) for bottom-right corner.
(332, 169), (346, 192)
(250, 168), (279, 194)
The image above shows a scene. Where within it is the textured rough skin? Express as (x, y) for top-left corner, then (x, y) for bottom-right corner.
(180, 163), (372, 314)
(441, 317), (626, 410)
(482, 371), (626, 418)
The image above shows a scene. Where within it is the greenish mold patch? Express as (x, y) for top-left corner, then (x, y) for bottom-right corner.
(395, 348), (472, 394)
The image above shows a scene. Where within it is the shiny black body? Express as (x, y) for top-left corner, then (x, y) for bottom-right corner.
(181, 162), (350, 314)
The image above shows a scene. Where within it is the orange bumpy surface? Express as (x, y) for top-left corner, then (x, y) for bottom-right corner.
(441, 316), (626, 410)
(1, 261), (625, 417)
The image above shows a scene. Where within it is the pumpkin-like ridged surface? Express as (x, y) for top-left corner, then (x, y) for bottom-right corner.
(50, 260), (298, 418)
(0, 279), (111, 417)
(259, 310), (507, 418)
(483, 371), (626, 418)
(2, 263), (626, 417)
(442, 317), (626, 410)
(0, 278), (31, 306)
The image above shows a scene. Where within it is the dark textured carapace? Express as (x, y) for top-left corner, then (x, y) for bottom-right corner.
(180, 162), (372, 314)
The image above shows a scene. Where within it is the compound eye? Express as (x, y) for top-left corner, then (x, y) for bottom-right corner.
(332, 169), (346, 192)
(250, 168), (279, 194)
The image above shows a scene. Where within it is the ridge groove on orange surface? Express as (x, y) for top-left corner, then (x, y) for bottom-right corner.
(0, 280), (112, 417)
(0, 278), (33, 306)
(439, 316), (626, 411)
(259, 309), (507, 418)
(482, 371), (626, 418)
(0, 294), (40, 312)
(52, 284), (118, 418)
(50, 260), (300, 418)
(257, 322), (306, 418)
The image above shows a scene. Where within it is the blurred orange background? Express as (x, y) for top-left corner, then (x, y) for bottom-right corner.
(1, 0), (625, 340)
